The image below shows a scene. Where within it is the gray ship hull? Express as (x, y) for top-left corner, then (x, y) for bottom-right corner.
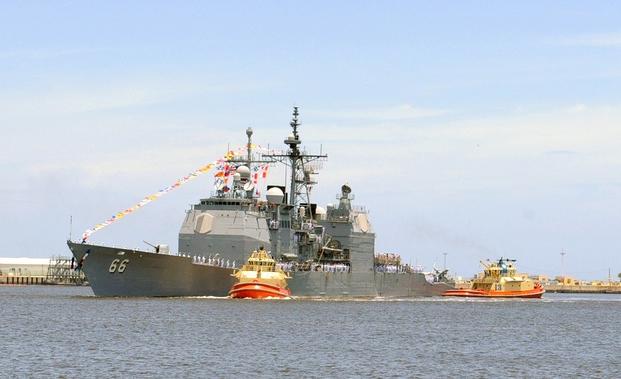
(68, 241), (452, 297)
(68, 242), (235, 297)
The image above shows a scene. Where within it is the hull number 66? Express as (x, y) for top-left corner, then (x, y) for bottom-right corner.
(109, 259), (130, 273)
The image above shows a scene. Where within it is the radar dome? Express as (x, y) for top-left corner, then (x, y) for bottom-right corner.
(236, 165), (251, 178)
(315, 206), (327, 220)
(266, 187), (284, 204)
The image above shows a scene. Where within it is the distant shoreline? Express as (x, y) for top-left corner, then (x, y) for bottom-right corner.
(544, 284), (621, 294)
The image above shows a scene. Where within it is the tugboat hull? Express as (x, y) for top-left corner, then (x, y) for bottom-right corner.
(443, 284), (545, 298)
(229, 280), (291, 299)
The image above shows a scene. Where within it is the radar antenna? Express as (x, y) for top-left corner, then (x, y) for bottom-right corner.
(246, 127), (253, 167)
(214, 127), (276, 199)
(263, 106), (327, 225)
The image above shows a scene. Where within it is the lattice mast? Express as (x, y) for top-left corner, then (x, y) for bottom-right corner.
(265, 107), (327, 225)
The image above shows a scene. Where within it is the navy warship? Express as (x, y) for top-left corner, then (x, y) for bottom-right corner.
(67, 108), (453, 297)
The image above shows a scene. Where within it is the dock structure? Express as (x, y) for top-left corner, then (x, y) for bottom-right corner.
(0, 256), (86, 285)
(45, 256), (86, 285)
(541, 275), (621, 293)
(0, 275), (47, 285)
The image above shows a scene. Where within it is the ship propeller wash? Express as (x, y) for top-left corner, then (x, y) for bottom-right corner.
(67, 107), (453, 297)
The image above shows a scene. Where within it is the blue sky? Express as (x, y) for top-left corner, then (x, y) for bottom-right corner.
(2, 1), (621, 279)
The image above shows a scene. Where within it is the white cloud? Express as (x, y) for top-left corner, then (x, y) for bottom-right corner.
(10, 102), (621, 198)
(566, 104), (587, 113)
(314, 104), (620, 153)
(558, 32), (621, 47)
(302, 103), (621, 198)
(0, 74), (271, 119)
(307, 104), (447, 121)
(0, 47), (108, 60)
(25, 143), (234, 189)
(0, 82), (196, 117)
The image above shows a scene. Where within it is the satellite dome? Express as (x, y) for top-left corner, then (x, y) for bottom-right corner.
(315, 206), (327, 220)
(236, 165), (251, 178)
(266, 187), (284, 204)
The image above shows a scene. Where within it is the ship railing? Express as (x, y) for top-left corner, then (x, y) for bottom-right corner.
(327, 215), (351, 223)
(374, 264), (417, 274)
(207, 190), (260, 200)
(278, 262), (351, 273)
(79, 240), (150, 252)
(192, 255), (237, 269)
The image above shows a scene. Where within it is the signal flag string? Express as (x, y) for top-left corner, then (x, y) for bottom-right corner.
(81, 161), (216, 242)
(81, 148), (235, 242)
(81, 144), (281, 242)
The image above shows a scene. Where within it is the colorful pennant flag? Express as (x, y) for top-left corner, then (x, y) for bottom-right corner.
(81, 144), (279, 242)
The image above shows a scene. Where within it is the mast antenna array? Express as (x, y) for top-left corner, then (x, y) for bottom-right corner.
(264, 107), (327, 222)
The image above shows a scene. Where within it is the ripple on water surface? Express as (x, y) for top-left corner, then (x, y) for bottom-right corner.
(1, 286), (620, 377)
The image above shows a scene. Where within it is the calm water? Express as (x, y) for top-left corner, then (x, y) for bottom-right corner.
(1, 286), (620, 378)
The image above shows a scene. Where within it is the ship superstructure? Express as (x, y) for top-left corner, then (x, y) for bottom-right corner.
(178, 126), (275, 265)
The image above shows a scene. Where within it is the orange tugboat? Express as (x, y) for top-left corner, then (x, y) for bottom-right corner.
(228, 247), (291, 299)
(443, 258), (544, 298)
